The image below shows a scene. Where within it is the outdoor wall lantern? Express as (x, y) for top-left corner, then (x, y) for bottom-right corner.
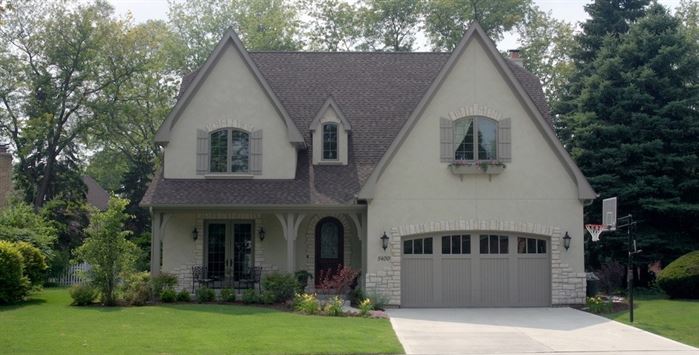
(563, 232), (571, 251)
(192, 227), (199, 241)
(381, 232), (389, 251)
(258, 227), (266, 241)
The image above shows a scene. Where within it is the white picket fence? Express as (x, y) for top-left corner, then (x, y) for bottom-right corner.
(48, 262), (91, 286)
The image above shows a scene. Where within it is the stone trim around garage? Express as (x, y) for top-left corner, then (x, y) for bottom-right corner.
(364, 219), (586, 306)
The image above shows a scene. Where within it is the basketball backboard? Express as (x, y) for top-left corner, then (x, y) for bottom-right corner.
(603, 197), (617, 231)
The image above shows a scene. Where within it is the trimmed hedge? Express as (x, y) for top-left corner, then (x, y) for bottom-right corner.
(657, 250), (699, 299)
(13, 241), (47, 288)
(0, 241), (30, 304)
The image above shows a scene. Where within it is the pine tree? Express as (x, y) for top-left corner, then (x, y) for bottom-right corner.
(570, 4), (699, 275)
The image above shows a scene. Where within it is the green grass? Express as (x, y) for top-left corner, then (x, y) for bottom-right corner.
(0, 288), (404, 354)
(606, 294), (699, 347)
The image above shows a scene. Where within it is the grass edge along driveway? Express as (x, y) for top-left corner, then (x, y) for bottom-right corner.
(605, 294), (699, 348)
(0, 288), (404, 354)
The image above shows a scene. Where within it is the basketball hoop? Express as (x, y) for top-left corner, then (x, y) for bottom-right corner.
(585, 224), (608, 242)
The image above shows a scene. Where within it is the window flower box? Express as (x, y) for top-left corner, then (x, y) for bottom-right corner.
(449, 161), (506, 175)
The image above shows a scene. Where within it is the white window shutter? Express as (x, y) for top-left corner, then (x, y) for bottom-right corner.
(250, 129), (263, 175)
(498, 118), (512, 162)
(440, 117), (454, 162)
(196, 129), (209, 175)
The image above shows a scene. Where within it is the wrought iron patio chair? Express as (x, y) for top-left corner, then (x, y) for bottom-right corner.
(237, 266), (262, 292)
(191, 265), (213, 292)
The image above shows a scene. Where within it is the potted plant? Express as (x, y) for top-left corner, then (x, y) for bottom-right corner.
(449, 160), (506, 175)
(294, 270), (313, 293)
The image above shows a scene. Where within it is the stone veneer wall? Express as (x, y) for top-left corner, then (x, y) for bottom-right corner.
(364, 219), (586, 306)
(303, 214), (355, 291)
(166, 211), (278, 292)
(0, 149), (11, 209)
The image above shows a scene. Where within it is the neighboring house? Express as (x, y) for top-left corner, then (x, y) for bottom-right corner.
(82, 176), (109, 211)
(141, 23), (596, 307)
(0, 144), (12, 209)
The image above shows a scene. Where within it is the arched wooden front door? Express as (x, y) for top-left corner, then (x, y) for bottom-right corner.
(315, 217), (344, 284)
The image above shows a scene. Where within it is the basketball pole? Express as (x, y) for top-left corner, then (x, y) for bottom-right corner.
(617, 215), (639, 323)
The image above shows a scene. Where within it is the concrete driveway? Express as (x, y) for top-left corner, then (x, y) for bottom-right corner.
(388, 307), (697, 355)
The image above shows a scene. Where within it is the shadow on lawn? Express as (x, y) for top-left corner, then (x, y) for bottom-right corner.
(158, 302), (285, 317)
(0, 297), (47, 312)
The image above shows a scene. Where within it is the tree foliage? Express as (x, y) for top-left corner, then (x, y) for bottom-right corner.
(304, 0), (364, 51)
(569, 4), (699, 271)
(75, 197), (138, 306)
(0, 201), (56, 257)
(360, 0), (424, 51)
(424, 0), (531, 50)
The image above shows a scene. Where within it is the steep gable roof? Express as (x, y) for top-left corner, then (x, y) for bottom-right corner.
(356, 23), (596, 201)
(154, 28), (304, 146)
(309, 96), (352, 131)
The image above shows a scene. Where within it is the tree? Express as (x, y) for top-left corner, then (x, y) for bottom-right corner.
(424, 0), (531, 51)
(168, 0), (301, 72)
(676, 0), (699, 42)
(75, 197), (138, 306)
(516, 6), (576, 109)
(0, 0), (139, 209)
(569, 4), (699, 275)
(303, 0), (364, 51)
(361, 0), (424, 51)
(0, 201), (56, 257)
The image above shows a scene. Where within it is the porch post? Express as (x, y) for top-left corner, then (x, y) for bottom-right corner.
(349, 212), (368, 288)
(150, 211), (162, 277)
(275, 213), (306, 273)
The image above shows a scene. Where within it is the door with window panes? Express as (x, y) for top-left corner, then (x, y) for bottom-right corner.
(401, 234), (550, 307)
(205, 221), (253, 287)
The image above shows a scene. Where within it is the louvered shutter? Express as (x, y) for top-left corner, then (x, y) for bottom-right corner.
(196, 129), (209, 175)
(440, 117), (454, 162)
(250, 129), (263, 175)
(498, 118), (512, 162)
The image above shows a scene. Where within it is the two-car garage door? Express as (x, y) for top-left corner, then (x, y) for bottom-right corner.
(401, 234), (550, 307)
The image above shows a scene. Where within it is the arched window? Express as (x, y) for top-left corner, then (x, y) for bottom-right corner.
(454, 116), (497, 161)
(322, 123), (338, 160)
(209, 128), (249, 173)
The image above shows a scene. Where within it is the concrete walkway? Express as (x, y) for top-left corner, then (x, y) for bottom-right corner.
(388, 307), (698, 355)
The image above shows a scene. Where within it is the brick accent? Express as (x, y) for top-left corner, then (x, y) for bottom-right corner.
(0, 150), (11, 209)
(448, 104), (505, 121)
(364, 219), (586, 306)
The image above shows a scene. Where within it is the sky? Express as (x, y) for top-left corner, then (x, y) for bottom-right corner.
(107, 0), (685, 50)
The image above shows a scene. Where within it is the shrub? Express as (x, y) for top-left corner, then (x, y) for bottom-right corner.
(0, 241), (30, 304)
(657, 251), (699, 299)
(241, 289), (259, 304)
(293, 293), (320, 314)
(365, 291), (389, 311)
(596, 261), (626, 295)
(317, 265), (360, 296)
(358, 298), (374, 316)
(260, 290), (276, 304)
(160, 289), (177, 303)
(586, 296), (613, 314)
(75, 198), (139, 306)
(294, 270), (313, 293)
(123, 272), (151, 306)
(324, 296), (344, 316)
(0, 202), (57, 257)
(220, 288), (237, 302)
(176, 289), (191, 302)
(196, 287), (216, 303)
(14, 241), (47, 288)
(349, 287), (365, 307)
(69, 284), (97, 306)
(262, 272), (298, 303)
(151, 273), (178, 297)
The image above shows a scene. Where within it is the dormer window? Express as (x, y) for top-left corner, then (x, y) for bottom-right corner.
(454, 116), (497, 161)
(208, 128), (249, 173)
(322, 123), (338, 160)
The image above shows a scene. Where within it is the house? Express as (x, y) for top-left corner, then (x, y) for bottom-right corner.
(0, 144), (12, 209)
(81, 176), (109, 211)
(141, 23), (596, 307)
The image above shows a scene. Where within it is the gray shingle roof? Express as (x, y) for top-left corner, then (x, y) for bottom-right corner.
(142, 52), (550, 207)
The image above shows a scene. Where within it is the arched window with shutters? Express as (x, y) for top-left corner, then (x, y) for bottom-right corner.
(440, 116), (511, 163)
(196, 127), (263, 176)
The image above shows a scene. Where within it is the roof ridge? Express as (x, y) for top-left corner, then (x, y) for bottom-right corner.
(249, 51), (450, 55)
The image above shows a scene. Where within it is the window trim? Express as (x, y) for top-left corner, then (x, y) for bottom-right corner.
(453, 116), (499, 162)
(208, 128), (250, 174)
(321, 122), (339, 161)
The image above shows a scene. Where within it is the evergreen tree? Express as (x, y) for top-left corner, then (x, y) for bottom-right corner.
(570, 4), (699, 276)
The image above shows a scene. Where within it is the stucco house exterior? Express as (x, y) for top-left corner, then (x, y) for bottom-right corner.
(141, 23), (596, 307)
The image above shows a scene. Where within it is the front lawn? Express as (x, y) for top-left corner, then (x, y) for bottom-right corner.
(605, 294), (699, 347)
(0, 288), (403, 354)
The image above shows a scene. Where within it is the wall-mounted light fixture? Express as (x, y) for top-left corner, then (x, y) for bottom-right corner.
(258, 227), (266, 241)
(192, 227), (199, 241)
(381, 232), (389, 251)
(563, 232), (571, 250)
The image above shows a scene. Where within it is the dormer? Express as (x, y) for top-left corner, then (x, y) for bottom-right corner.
(310, 97), (351, 165)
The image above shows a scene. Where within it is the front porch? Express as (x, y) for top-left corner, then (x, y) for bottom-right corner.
(150, 208), (367, 292)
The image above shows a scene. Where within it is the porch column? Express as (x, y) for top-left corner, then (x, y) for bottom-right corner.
(150, 211), (162, 277)
(349, 212), (368, 288)
(275, 213), (306, 272)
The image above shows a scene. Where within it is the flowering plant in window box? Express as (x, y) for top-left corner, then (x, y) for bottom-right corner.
(448, 160), (506, 175)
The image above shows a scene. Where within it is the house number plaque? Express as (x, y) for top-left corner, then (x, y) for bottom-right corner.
(377, 256), (391, 262)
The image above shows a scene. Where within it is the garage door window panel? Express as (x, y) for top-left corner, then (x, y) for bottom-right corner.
(403, 237), (433, 255)
(480, 235), (508, 254)
(517, 237), (548, 254)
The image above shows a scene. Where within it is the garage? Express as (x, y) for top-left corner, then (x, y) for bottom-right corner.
(401, 234), (550, 307)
